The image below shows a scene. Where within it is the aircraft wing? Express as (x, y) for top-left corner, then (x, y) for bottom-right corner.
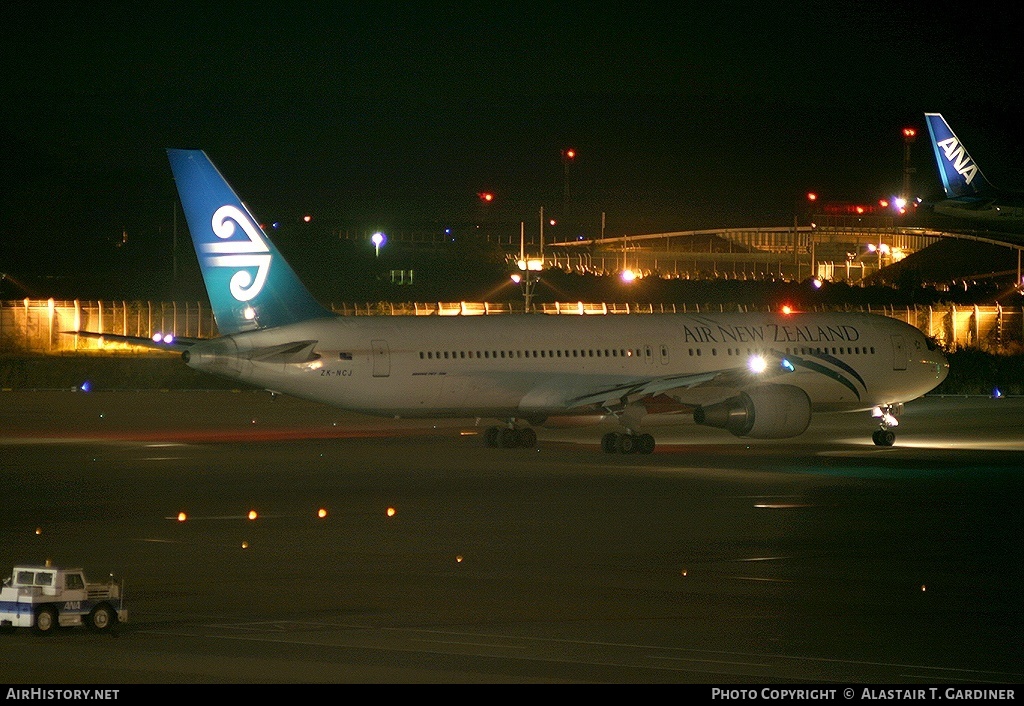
(66, 330), (199, 353)
(563, 354), (796, 412)
(566, 371), (719, 410)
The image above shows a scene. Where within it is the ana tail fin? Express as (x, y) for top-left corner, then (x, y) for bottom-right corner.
(924, 113), (996, 199)
(167, 149), (332, 335)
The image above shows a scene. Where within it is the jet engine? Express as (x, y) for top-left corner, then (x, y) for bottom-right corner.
(693, 384), (811, 439)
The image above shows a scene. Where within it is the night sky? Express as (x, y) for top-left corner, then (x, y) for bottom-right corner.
(2, 1), (1023, 297)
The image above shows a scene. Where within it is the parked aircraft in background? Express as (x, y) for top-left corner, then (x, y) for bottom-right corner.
(76, 150), (949, 451)
(925, 112), (1024, 223)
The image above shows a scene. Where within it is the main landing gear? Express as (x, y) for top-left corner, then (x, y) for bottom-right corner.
(483, 424), (537, 449)
(870, 403), (901, 447)
(601, 431), (655, 455)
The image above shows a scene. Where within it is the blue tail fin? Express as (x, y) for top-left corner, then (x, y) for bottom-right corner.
(924, 113), (996, 199)
(167, 149), (332, 335)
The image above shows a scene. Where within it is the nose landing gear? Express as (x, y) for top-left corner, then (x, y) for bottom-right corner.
(870, 404), (902, 446)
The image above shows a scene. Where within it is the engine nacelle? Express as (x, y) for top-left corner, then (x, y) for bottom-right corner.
(693, 384), (812, 439)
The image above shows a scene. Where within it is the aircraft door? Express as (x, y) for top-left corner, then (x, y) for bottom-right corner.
(371, 339), (391, 377)
(891, 335), (907, 371)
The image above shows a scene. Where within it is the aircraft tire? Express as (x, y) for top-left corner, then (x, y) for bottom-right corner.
(601, 432), (618, 454)
(519, 428), (537, 448)
(616, 434), (636, 454)
(637, 433), (655, 454)
(498, 428), (520, 448)
(484, 426), (500, 447)
(872, 429), (896, 447)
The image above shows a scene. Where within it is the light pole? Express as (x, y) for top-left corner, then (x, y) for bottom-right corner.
(561, 148), (576, 233)
(514, 222), (539, 313)
(561, 148), (576, 204)
(901, 127), (917, 202)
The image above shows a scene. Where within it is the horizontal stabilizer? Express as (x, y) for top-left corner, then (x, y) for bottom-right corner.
(65, 330), (198, 353)
(245, 340), (320, 364)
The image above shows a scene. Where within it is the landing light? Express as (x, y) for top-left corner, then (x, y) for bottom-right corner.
(748, 355), (767, 374)
(871, 406), (900, 427)
(621, 269), (637, 283)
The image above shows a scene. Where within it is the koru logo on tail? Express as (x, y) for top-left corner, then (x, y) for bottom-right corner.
(200, 205), (272, 301)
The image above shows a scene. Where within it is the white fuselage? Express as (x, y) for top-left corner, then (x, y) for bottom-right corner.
(185, 311), (948, 424)
(934, 198), (1024, 222)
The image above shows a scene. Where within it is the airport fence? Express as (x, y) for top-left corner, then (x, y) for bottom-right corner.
(1, 299), (1022, 354)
